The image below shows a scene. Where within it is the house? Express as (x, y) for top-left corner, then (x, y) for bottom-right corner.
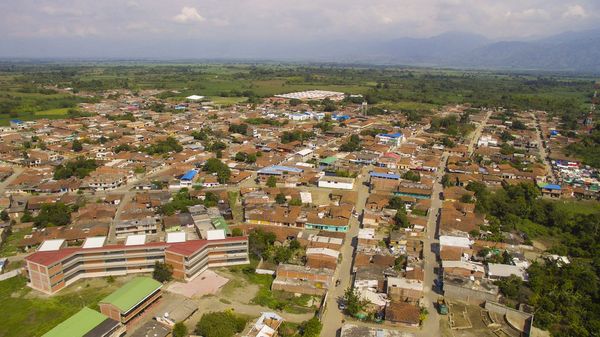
(318, 175), (355, 190)
(385, 302), (420, 327)
(272, 264), (334, 296)
(306, 247), (339, 270)
(99, 277), (162, 325)
(179, 169), (198, 187)
(386, 277), (423, 303)
(244, 312), (284, 337)
(487, 263), (528, 281)
(376, 132), (404, 147)
(41, 307), (125, 337)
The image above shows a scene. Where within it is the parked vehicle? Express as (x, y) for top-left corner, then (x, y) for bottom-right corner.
(437, 297), (449, 315)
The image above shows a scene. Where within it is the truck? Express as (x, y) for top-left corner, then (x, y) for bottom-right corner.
(437, 297), (448, 315)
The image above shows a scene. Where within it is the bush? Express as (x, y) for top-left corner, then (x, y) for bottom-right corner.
(194, 311), (248, 337)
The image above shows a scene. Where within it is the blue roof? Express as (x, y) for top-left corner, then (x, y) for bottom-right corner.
(378, 132), (403, 138)
(257, 165), (303, 175)
(181, 170), (198, 181)
(370, 172), (401, 179)
(10, 119), (23, 124)
(543, 184), (561, 190)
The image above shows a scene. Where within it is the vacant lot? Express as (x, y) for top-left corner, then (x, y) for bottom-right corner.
(0, 275), (137, 337)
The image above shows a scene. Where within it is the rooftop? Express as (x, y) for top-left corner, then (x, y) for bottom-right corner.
(100, 277), (162, 313)
(41, 307), (117, 337)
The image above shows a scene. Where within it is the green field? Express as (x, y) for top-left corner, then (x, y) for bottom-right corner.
(0, 63), (595, 126)
(0, 276), (123, 337)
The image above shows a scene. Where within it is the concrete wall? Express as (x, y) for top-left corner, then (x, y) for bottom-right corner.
(485, 301), (533, 336)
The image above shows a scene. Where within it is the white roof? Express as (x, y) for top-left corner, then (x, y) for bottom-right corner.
(125, 234), (147, 246)
(358, 228), (375, 240)
(442, 260), (485, 273)
(82, 236), (106, 249)
(387, 277), (424, 291)
(186, 95), (204, 100)
(487, 263), (528, 280)
(296, 148), (313, 156)
(439, 235), (472, 248)
(206, 229), (226, 240)
(38, 239), (65, 252)
(306, 247), (340, 259)
(166, 232), (186, 243)
(300, 191), (312, 204)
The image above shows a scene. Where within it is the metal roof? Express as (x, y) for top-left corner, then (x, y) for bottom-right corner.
(41, 307), (113, 337)
(369, 172), (401, 179)
(100, 277), (162, 313)
(181, 170), (198, 181)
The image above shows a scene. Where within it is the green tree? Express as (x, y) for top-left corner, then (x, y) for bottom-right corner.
(72, 139), (83, 152)
(231, 228), (244, 237)
(194, 311), (247, 337)
(402, 170), (421, 182)
(394, 208), (410, 229)
(173, 322), (188, 337)
(275, 193), (286, 204)
(33, 203), (72, 227)
(343, 287), (366, 317)
(203, 158), (231, 184)
(266, 176), (277, 188)
(301, 317), (322, 337)
(0, 209), (9, 221)
(152, 261), (173, 283)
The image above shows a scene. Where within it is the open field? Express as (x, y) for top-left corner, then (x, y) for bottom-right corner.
(0, 275), (136, 337)
(0, 63), (594, 125)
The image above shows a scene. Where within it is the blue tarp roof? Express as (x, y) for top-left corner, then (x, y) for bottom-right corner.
(257, 165), (303, 175)
(378, 132), (403, 138)
(10, 119), (23, 124)
(370, 172), (401, 179)
(181, 170), (198, 181)
(543, 184), (561, 190)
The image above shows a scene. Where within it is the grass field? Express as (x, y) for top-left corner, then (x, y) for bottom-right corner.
(0, 276), (128, 337)
(0, 227), (32, 257)
(33, 108), (70, 116)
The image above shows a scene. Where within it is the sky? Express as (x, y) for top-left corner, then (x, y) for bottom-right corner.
(0, 0), (599, 58)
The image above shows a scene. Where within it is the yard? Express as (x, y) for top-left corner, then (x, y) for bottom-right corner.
(0, 275), (133, 337)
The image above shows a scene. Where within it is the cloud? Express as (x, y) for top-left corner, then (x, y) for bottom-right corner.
(563, 4), (587, 18)
(173, 6), (205, 24)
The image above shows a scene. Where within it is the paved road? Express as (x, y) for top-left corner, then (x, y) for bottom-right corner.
(320, 167), (370, 337)
(417, 152), (447, 337)
(531, 112), (557, 183)
(0, 166), (24, 195)
(467, 111), (492, 155)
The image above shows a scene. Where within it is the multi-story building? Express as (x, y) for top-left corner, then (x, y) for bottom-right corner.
(24, 233), (249, 295)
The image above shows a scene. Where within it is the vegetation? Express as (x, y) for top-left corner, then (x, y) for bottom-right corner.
(152, 261), (173, 283)
(343, 287), (368, 317)
(266, 176), (277, 188)
(281, 130), (315, 144)
(194, 311), (248, 337)
(203, 158), (231, 184)
(54, 157), (98, 179)
(33, 203), (73, 228)
(172, 322), (188, 337)
(339, 134), (362, 152)
(566, 125), (600, 168)
(228, 123), (248, 135)
(402, 170), (421, 182)
(143, 137), (183, 155)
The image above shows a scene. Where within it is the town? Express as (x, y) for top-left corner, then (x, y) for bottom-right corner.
(0, 67), (598, 337)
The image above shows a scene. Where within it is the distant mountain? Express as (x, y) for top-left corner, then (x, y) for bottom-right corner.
(368, 29), (600, 72)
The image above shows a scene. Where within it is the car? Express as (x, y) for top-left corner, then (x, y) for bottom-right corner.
(338, 302), (346, 310)
(336, 279), (341, 286)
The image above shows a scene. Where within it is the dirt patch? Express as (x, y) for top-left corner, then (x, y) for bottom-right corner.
(167, 270), (229, 298)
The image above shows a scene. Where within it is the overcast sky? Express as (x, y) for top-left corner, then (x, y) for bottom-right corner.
(0, 0), (599, 58)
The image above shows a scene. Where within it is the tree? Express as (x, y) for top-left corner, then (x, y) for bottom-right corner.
(54, 157), (98, 180)
(266, 176), (277, 188)
(301, 317), (322, 337)
(234, 152), (248, 162)
(152, 261), (173, 283)
(344, 287), (366, 317)
(394, 208), (410, 229)
(402, 170), (420, 182)
(0, 209), (9, 221)
(228, 123), (248, 135)
(231, 228), (244, 237)
(275, 193), (286, 204)
(173, 322), (188, 337)
(34, 203), (72, 227)
(72, 139), (83, 152)
(195, 311), (247, 337)
(288, 198), (302, 206)
(203, 158), (231, 184)
(249, 229), (276, 259)
(387, 196), (405, 210)
(339, 134), (361, 152)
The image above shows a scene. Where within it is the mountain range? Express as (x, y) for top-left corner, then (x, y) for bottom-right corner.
(358, 30), (600, 72)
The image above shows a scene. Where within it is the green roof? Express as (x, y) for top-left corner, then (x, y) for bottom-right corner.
(320, 156), (337, 165)
(42, 307), (107, 337)
(212, 216), (230, 232)
(100, 277), (161, 313)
